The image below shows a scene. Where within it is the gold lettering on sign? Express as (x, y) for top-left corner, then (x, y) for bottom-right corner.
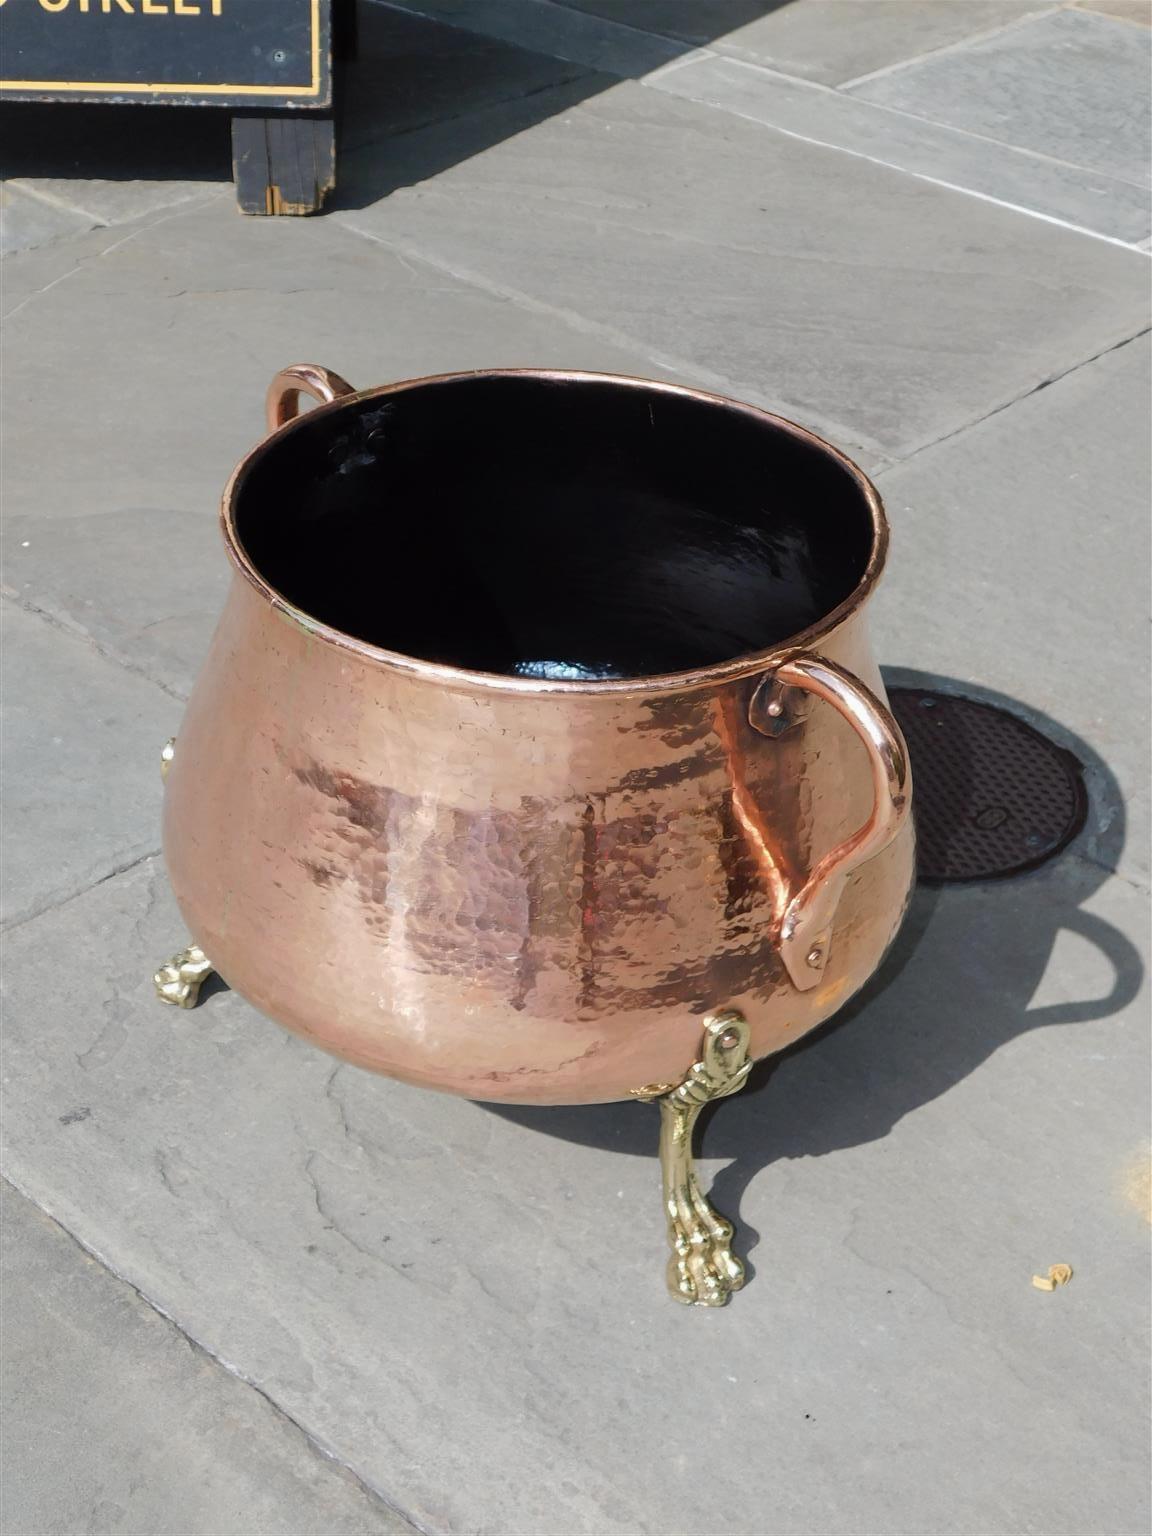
(30, 0), (220, 11)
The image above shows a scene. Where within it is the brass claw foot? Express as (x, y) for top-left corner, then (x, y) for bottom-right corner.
(666, 1170), (744, 1307)
(637, 1010), (752, 1307)
(154, 944), (214, 1009)
(155, 739), (215, 1007)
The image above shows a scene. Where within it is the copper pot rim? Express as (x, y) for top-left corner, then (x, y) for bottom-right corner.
(220, 367), (889, 698)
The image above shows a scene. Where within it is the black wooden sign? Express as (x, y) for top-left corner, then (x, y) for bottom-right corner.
(0, 0), (331, 108)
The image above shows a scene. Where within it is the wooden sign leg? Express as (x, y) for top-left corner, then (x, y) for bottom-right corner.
(231, 114), (336, 216)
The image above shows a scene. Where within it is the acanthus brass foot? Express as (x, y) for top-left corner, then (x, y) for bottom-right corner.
(635, 1010), (752, 1307)
(154, 944), (214, 1009)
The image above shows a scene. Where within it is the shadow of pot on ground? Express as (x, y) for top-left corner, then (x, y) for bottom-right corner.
(485, 671), (1144, 1283)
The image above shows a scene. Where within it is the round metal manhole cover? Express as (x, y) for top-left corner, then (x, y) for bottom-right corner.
(888, 688), (1088, 883)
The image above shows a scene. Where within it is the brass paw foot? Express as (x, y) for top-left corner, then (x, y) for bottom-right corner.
(154, 945), (214, 1009)
(665, 1162), (746, 1307)
(637, 1010), (752, 1307)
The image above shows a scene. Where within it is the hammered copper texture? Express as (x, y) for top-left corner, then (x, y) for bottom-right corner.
(162, 370), (916, 1105)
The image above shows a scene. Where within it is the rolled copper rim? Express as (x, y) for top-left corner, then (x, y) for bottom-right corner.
(220, 368), (889, 697)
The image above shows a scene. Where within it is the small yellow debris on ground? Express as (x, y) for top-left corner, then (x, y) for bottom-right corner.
(1124, 1149), (1151, 1225)
(1032, 1263), (1074, 1291)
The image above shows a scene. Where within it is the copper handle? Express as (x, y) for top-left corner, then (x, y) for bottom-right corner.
(265, 363), (356, 434)
(749, 654), (911, 991)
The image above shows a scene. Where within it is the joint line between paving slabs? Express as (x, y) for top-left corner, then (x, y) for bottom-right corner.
(876, 324), (1152, 472)
(833, 4), (1068, 91)
(640, 74), (1150, 252)
(655, 43), (1152, 193)
(0, 1173), (437, 1536)
(333, 215), (1149, 473)
(0, 589), (188, 703)
(371, 0), (1149, 251)
(369, 0), (690, 69)
(345, 58), (599, 160)
(6, 178), (227, 227)
(0, 849), (163, 937)
(331, 215), (887, 457)
(1, 198), (226, 324)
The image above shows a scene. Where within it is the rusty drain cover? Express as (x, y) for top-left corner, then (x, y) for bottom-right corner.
(888, 688), (1088, 883)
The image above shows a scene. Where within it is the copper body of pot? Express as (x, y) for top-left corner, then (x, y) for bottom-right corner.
(157, 365), (913, 1305)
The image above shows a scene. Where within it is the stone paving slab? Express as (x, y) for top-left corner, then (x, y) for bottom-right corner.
(1, 506), (230, 703)
(347, 3), (601, 151)
(6, 178), (223, 231)
(553, 0), (1052, 83)
(0, 601), (177, 928)
(369, 0), (689, 76)
(873, 332), (1151, 882)
(1, 181), (97, 257)
(1, 220), (138, 313)
(1077, 0), (1152, 19)
(383, 0), (1151, 244)
(1, 850), (1147, 1536)
(339, 77), (1150, 457)
(651, 50), (1151, 244)
(0, 1181), (410, 1536)
(849, 8), (1152, 187)
(0, 197), (713, 699)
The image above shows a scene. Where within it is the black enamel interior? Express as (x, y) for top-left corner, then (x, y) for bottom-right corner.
(235, 375), (876, 680)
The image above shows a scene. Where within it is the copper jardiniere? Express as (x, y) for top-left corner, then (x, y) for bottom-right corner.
(156, 364), (913, 1305)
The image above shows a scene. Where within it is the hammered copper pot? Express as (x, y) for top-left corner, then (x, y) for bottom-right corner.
(156, 363), (914, 1306)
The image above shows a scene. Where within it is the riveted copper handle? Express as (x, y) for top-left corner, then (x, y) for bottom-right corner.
(749, 654), (911, 991)
(266, 363), (356, 434)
